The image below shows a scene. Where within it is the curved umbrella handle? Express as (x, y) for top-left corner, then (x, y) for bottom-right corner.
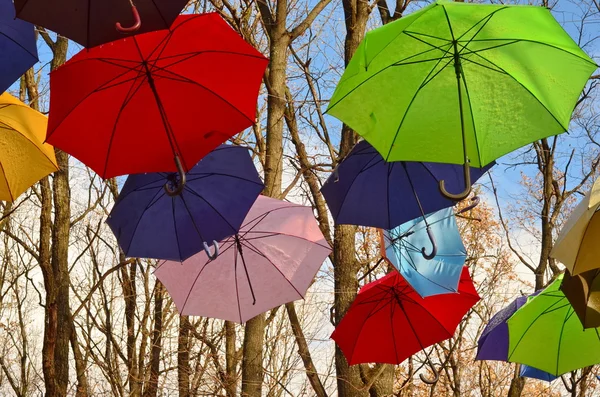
(419, 354), (440, 385)
(457, 195), (480, 215)
(164, 155), (187, 197)
(116, 4), (141, 33)
(421, 226), (437, 260)
(203, 240), (220, 260)
(439, 162), (472, 201)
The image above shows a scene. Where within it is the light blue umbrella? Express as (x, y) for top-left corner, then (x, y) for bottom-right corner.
(520, 365), (557, 382)
(383, 207), (466, 297)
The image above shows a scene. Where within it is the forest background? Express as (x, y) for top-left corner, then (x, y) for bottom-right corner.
(2, 0), (600, 395)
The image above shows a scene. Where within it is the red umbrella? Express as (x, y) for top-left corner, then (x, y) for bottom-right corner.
(46, 13), (268, 194)
(331, 267), (479, 382)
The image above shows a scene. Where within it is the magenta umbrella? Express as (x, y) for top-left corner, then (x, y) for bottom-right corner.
(154, 195), (331, 323)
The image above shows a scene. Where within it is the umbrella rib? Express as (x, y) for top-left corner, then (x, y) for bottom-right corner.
(555, 306), (573, 376)
(184, 172), (264, 186)
(347, 294), (393, 364)
(0, 31), (38, 60)
(123, 188), (166, 255)
(149, 0), (169, 27)
(0, 117), (58, 175)
(465, 38), (597, 66)
(45, 67), (143, 142)
(143, 65), (255, 125)
(234, 243), (243, 323)
(150, 50), (267, 72)
(364, 3), (438, 68)
(177, 240), (238, 314)
(471, 51), (569, 131)
(239, 239), (305, 300)
(507, 296), (566, 360)
(242, 231), (331, 250)
(0, 154), (14, 202)
(102, 70), (148, 177)
(459, 56), (507, 75)
(389, 301), (401, 363)
(238, 206), (305, 233)
(384, 42), (455, 161)
(454, 6), (505, 46)
(181, 185), (238, 234)
(177, 193), (209, 243)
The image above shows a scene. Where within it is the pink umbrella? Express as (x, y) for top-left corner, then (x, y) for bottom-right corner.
(154, 195), (332, 323)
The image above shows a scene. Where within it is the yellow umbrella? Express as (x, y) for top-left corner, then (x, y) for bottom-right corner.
(0, 93), (58, 202)
(551, 178), (600, 275)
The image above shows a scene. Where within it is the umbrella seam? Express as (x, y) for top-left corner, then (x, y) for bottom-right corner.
(0, 30), (38, 60)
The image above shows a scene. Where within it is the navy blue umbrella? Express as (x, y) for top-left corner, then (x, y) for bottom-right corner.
(107, 145), (264, 262)
(520, 365), (557, 382)
(1, 0), (37, 93)
(321, 140), (494, 230)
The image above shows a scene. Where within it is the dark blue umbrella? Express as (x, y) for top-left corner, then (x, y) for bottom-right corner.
(476, 291), (540, 361)
(321, 140), (494, 230)
(1, 0), (38, 93)
(107, 145), (264, 262)
(520, 365), (557, 382)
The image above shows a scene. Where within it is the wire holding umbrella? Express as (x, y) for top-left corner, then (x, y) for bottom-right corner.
(331, 267), (479, 383)
(45, 13), (269, 194)
(381, 207), (467, 297)
(321, 140), (493, 230)
(154, 196), (331, 323)
(106, 144), (264, 262)
(326, 1), (597, 200)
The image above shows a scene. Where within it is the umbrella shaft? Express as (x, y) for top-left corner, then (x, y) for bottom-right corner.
(452, 41), (469, 167)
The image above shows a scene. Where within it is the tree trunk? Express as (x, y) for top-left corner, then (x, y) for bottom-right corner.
(241, 313), (266, 396)
(507, 364), (525, 397)
(225, 321), (237, 397)
(178, 316), (191, 397)
(143, 282), (163, 397)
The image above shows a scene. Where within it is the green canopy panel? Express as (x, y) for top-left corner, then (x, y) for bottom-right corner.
(326, 0), (597, 168)
(507, 275), (600, 376)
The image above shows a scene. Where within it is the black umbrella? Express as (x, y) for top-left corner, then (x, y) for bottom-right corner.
(14, 0), (189, 48)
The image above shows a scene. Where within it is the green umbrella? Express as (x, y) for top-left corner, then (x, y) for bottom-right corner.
(326, 0), (597, 200)
(507, 275), (600, 376)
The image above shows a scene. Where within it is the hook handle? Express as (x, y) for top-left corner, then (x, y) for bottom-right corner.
(457, 195), (480, 215)
(439, 162), (472, 201)
(421, 226), (437, 260)
(203, 240), (220, 260)
(419, 352), (440, 384)
(164, 155), (187, 197)
(116, 5), (141, 33)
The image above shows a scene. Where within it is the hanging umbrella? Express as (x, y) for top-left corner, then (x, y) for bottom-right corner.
(106, 144), (263, 262)
(381, 207), (466, 297)
(46, 13), (268, 195)
(14, 0), (190, 48)
(551, 178), (600, 275)
(154, 195), (331, 323)
(331, 267), (479, 383)
(0, 93), (58, 202)
(0, 0), (37, 94)
(507, 275), (600, 376)
(326, 0), (597, 200)
(560, 268), (600, 328)
(520, 365), (557, 382)
(476, 290), (540, 361)
(321, 140), (494, 229)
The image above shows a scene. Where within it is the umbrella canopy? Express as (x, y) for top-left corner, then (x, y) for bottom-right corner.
(519, 365), (557, 383)
(507, 275), (600, 376)
(382, 207), (466, 297)
(106, 144), (263, 262)
(560, 268), (600, 328)
(331, 267), (479, 366)
(326, 0), (596, 200)
(154, 195), (331, 323)
(46, 13), (268, 192)
(14, 0), (189, 48)
(551, 179), (600, 275)
(0, 93), (58, 202)
(476, 290), (540, 361)
(321, 140), (493, 229)
(1, 0), (37, 94)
